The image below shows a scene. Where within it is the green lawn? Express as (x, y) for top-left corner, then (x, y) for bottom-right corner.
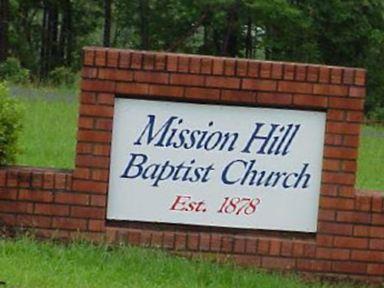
(0, 237), (363, 288)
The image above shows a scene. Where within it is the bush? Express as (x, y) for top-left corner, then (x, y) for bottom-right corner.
(48, 66), (76, 87)
(0, 58), (30, 84)
(0, 83), (24, 166)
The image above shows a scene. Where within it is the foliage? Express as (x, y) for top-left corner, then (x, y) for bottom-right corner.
(48, 66), (77, 87)
(1, 0), (384, 115)
(0, 57), (30, 84)
(0, 236), (366, 288)
(0, 83), (23, 166)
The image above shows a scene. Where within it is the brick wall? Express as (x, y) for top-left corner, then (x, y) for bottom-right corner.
(0, 47), (383, 282)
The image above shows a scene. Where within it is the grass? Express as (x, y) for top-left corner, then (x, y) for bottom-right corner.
(0, 237), (365, 288)
(12, 85), (78, 169)
(357, 125), (384, 190)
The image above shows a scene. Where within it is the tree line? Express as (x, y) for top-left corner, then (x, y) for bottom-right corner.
(1, 0), (384, 116)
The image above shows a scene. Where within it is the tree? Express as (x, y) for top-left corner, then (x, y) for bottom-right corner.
(103, 0), (112, 47)
(0, 0), (9, 62)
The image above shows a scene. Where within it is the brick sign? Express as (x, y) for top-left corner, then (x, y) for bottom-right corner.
(1, 47), (383, 282)
(107, 98), (326, 232)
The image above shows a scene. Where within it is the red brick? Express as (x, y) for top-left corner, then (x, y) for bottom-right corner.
(326, 122), (360, 135)
(143, 53), (155, 70)
(149, 85), (184, 98)
(166, 54), (178, 72)
(80, 104), (114, 118)
(319, 67), (330, 83)
(323, 159), (340, 171)
(318, 209), (336, 221)
(321, 184), (338, 196)
(316, 235), (334, 247)
(135, 71), (169, 84)
(293, 94), (327, 108)
(248, 62), (259, 78)
(76, 143), (93, 155)
(259, 62), (272, 78)
(199, 233), (210, 251)
(346, 111), (364, 123)
(283, 64), (295, 80)
(370, 227), (384, 238)
(35, 203), (69, 216)
(327, 109), (345, 121)
(233, 237), (246, 254)
(271, 63), (283, 79)
(17, 215), (52, 229)
(269, 239), (281, 256)
(98, 68), (133, 81)
(106, 50), (119, 67)
(170, 74), (204, 86)
(243, 79), (277, 91)
(154, 54), (166, 71)
(77, 130), (111, 143)
(354, 69), (366, 86)
(72, 180), (108, 194)
(52, 217), (87, 230)
(367, 264), (384, 276)
(210, 234), (221, 252)
(355, 195), (372, 211)
(278, 81), (312, 94)
(89, 219), (105, 232)
(349, 87), (365, 98)
(206, 76), (240, 89)
(297, 259), (332, 272)
(18, 189), (53, 203)
(55, 192), (89, 205)
(317, 222), (353, 235)
(372, 214), (384, 225)
(83, 49), (95, 66)
(175, 232), (187, 250)
(372, 196), (383, 213)
(330, 68), (342, 84)
(130, 52), (143, 69)
(353, 225), (370, 237)
(324, 146), (357, 160)
(119, 50), (131, 68)
(316, 247), (350, 260)
(307, 66), (319, 82)
(81, 92), (97, 104)
(76, 155), (110, 169)
(257, 239), (270, 255)
(322, 172), (355, 185)
(43, 173), (54, 189)
(236, 60), (248, 77)
(224, 59), (236, 76)
(82, 67), (98, 79)
(295, 65), (306, 81)
(341, 160), (357, 173)
(95, 50), (106, 66)
(343, 135), (360, 147)
(90, 195), (106, 207)
(262, 257), (295, 270)
(71, 206), (105, 219)
(185, 87), (219, 101)
(95, 119), (113, 131)
(245, 238), (258, 254)
(370, 239), (384, 250)
(93, 144), (110, 156)
(221, 90), (255, 104)
(313, 84), (348, 96)
(200, 58), (212, 74)
(187, 233), (199, 250)
(221, 236), (234, 253)
(78, 117), (94, 129)
(343, 68), (355, 85)
(334, 236), (368, 249)
(212, 58), (224, 75)
(329, 97), (364, 111)
(178, 56), (189, 73)
(189, 57), (201, 74)
(351, 250), (384, 262)
(91, 169), (109, 181)
(332, 262), (367, 274)
(0, 188), (17, 200)
(336, 211), (371, 224)
(257, 93), (292, 106)
(116, 82), (149, 95)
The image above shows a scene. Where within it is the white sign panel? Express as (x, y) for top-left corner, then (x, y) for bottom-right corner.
(107, 98), (326, 232)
